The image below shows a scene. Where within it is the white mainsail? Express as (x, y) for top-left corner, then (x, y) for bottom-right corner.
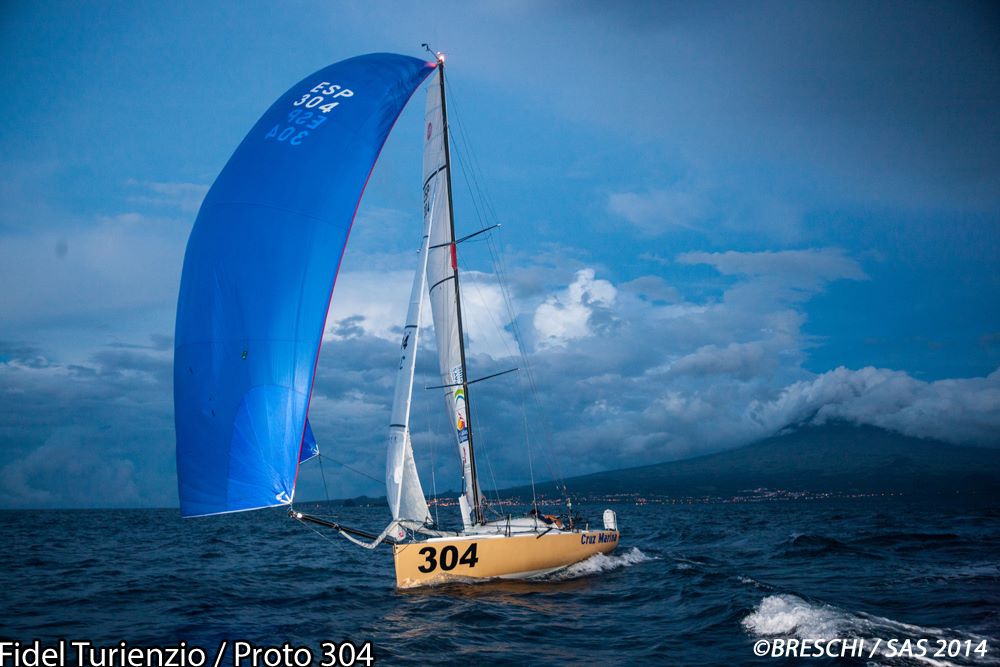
(384, 187), (437, 528)
(423, 66), (483, 526)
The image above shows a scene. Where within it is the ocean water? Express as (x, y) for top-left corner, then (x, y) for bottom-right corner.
(2, 498), (998, 666)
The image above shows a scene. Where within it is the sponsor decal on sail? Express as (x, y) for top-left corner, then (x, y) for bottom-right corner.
(454, 387), (469, 443)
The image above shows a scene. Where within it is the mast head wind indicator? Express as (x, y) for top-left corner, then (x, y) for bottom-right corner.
(421, 43), (445, 63)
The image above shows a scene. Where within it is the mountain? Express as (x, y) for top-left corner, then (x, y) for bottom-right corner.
(506, 423), (1000, 499)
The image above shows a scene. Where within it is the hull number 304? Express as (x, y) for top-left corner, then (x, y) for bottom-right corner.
(417, 543), (479, 573)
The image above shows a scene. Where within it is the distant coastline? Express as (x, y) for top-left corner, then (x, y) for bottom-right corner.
(298, 421), (1000, 509)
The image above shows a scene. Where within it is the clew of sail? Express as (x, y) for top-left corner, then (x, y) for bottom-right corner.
(174, 54), (437, 518)
(422, 66), (483, 527)
(385, 181), (440, 527)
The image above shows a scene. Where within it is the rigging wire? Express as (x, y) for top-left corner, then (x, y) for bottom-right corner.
(317, 452), (332, 504)
(443, 75), (573, 504)
(468, 389), (504, 512)
(463, 256), (519, 361)
(320, 455), (383, 485)
(521, 396), (538, 512)
(421, 382), (441, 527)
(299, 517), (344, 547)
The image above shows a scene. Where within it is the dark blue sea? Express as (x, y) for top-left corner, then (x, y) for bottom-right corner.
(3, 498), (999, 666)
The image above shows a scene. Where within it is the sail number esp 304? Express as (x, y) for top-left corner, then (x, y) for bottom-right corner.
(264, 81), (354, 146)
(417, 543), (479, 573)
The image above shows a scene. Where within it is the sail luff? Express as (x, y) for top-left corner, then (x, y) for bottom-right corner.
(423, 63), (484, 527)
(439, 63), (485, 526)
(385, 186), (437, 525)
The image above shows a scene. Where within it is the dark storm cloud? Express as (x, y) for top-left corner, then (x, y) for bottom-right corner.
(502, 1), (1000, 210)
(1, 2), (997, 508)
(0, 341), (47, 368)
(2, 248), (998, 508)
(0, 336), (175, 508)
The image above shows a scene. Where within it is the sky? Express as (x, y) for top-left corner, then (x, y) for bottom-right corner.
(1, 1), (998, 509)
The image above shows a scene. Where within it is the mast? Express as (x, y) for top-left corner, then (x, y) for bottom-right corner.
(437, 57), (484, 525)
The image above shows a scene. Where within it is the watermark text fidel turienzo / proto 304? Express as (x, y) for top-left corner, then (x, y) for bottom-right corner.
(0, 639), (378, 667)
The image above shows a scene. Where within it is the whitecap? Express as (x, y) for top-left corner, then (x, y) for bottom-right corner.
(743, 594), (1000, 666)
(742, 594), (845, 639)
(738, 575), (765, 588)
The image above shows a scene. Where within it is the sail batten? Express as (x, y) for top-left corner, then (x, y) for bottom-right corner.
(175, 54), (435, 518)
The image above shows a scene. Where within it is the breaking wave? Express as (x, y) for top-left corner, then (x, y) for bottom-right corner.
(743, 594), (999, 665)
(743, 594), (848, 639)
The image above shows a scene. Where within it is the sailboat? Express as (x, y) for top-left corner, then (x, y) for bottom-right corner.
(175, 51), (620, 588)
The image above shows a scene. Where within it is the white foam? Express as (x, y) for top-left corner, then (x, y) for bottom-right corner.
(546, 547), (654, 581)
(738, 575), (765, 588)
(743, 594), (1000, 665)
(406, 547), (654, 589)
(742, 594), (844, 639)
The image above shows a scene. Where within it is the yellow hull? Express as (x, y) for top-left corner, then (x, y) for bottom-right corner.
(393, 529), (620, 588)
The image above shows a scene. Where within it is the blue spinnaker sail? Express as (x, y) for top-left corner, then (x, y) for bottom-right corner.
(175, 53), (435, 517)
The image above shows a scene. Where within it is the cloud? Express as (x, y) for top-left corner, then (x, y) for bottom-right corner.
(0, 335), (176, 508)
(325, 270), (414, 342)
(349, 3), (1000, 222)
(667, 341), (774, 380)
(679, 248), (868, 285)
(1, 2), (996, 510)
(0, 428), (140, 508)
(533, 269), (617, 347)
(678, 248), (869, 313)
(608, 186), (705, 234)
(505, 253), (997, 474)
(0, 211), (189, 328)
(324, 268), (518, 360)
(0, 341), (48, 368)
(747, 366), (1000, 445)
(486, 2), (1000, 211)
(127, 180), (209, 213)
(459, 271), (519, 360)
(1, 243), (996, 509)
(620, 275), (680, 304)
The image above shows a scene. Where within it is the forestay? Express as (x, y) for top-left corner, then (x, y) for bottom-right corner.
(175, 53), (436, 518)
(385, 182), (440, 527)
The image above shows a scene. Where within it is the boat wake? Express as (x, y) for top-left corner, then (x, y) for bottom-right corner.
(543, 547), (654, 582)
(743, 594), (999, 666)
(397, 547), (654, 592)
